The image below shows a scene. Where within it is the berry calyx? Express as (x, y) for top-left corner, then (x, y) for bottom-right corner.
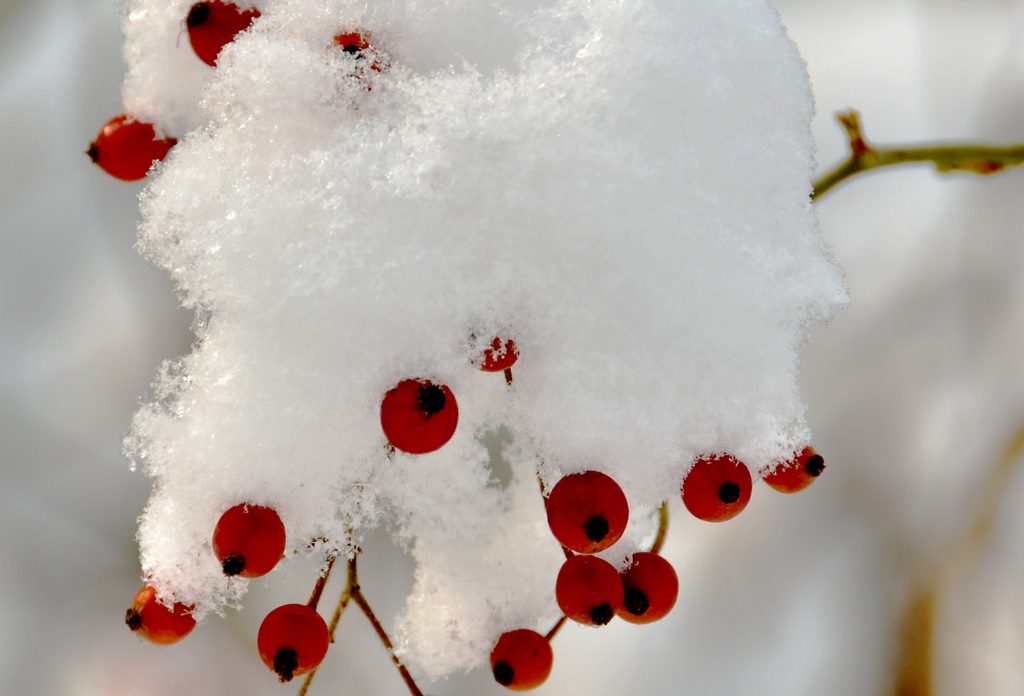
(87, 115), (176, 182)
(380, 378), (459, 454)
(490, 629), (553, 691)
(212, 503), (287, 577)
(545, 471), (629, 554)
(125, 585), (196, 645)
(681, 454), (752, 522)
(762, 446), (825, 494)
(617, 552), (679, 624)
(186, 1), (261, 67)
(257, 604), (329, 682)
(555, 555), (624, 626)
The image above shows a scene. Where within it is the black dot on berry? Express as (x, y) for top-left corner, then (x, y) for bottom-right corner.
(624, 587), (649, 616)
(342, 44), (360, 54)
(590, 603), (614, 625)
(186, 3), (211, 28)
(718, 481), (741, 504)
(493, 661), (514, 686)
(222, 555), (246, 576)
(583, 515), (609, 543)
(274, 647), (300, 682)
(417, 384), (446, 417)
(125, 608), (143, 631)
(86, 144), (99, 163)
(806, 454), (825, 477)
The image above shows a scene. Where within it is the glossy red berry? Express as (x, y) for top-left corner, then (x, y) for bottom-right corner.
(125, 585), (196, 645)
(186, 1), (260, 67)
(257, 604), (329, 682)
(681, 454), (752, 522)
(380, 378), (458, 454)
(762, 446), (825, 494)
(212, 503), (286, 577)
(478, 337), (519, 372)
(545, 471), (629, 554)
(555, 555), (624, 626)
(617, 552), (678, 624)
(490, 629), (553, 691)
(87, 115), (176, 182)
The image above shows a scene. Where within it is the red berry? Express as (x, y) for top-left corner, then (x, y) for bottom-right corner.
(333, 32), (387, 72)
(380, 379), (458, 454)
(125, 585), (196, 645)
(555, 555), (624, 626)
(681, 454), (752, 522)
(257, 604), (329, 682)
(545, 471), (629, 554)
(490, 629), (553, 691)
(212, 503), (286, 578)
(478, 337), (519, 372)
(617, 552), (678, 624)
(87, 115), (176, 182)
(762, 446), (825, 494)
(186, 1), (260, 67)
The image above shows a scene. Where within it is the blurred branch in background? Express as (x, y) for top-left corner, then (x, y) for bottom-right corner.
(895, 424), (1024, 696)
(812, 110), (1024, 200)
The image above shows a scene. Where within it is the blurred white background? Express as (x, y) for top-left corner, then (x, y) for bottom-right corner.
(3, 0), (1024, 693)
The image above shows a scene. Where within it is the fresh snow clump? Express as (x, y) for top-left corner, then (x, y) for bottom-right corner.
(121, 0), (847, 679)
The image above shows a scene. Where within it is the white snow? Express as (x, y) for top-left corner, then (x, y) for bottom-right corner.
(119, 0), (845, 678)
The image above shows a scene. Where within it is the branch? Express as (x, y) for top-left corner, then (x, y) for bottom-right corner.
(812, 110), (1024, 200)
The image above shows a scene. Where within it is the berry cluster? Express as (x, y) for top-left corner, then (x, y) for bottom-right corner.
(127, 326), (825, 692)
(88, 2), (383, 182)
(128, 502), (331, 681)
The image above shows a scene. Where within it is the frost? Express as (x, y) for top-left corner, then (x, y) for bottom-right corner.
(121, 0), (846, 679)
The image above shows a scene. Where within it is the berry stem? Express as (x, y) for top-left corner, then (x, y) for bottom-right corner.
(648, 502), (669, 556)
(306, 555), (336, 611)
(543, 615), (567, 642)
(812, 109), (1024, 200)
(351, 584), (425, 696)
(296, 555), (358, 696)
(503, 367), (513, 385)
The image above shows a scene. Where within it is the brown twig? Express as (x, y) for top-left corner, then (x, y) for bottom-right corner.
(306, 556), (336, 611)
(812, 110), (1024, 200)
(351, 585), (425, 696)
(296, 556), (357, 696)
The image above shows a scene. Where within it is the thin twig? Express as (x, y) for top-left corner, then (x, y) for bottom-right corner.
(544, 615), (568, 642)
(351, 585), (426, 696)
(812, 110), (1024, 200)
(648, 502), (669, 556)
(297, 555), (357, 696)
(306, 556), (336, 611)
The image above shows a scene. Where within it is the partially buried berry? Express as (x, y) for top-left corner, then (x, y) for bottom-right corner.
(87, 115), (176, 182)
(380, 378), (458, 454)
(490, 629), (553, 691)
(681, 454), (752, 522)
(545, 470), (629, 554)
(212, 503), (286, 577)
(257, 604), (329, 682)
(186, 1), (260, 67)
(478, 337), (519, 372)
(555, 555), (624, 626)
(125, 585), (196, 645)
(617, 552), (678, 624)
(762, 446), (825, 494)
